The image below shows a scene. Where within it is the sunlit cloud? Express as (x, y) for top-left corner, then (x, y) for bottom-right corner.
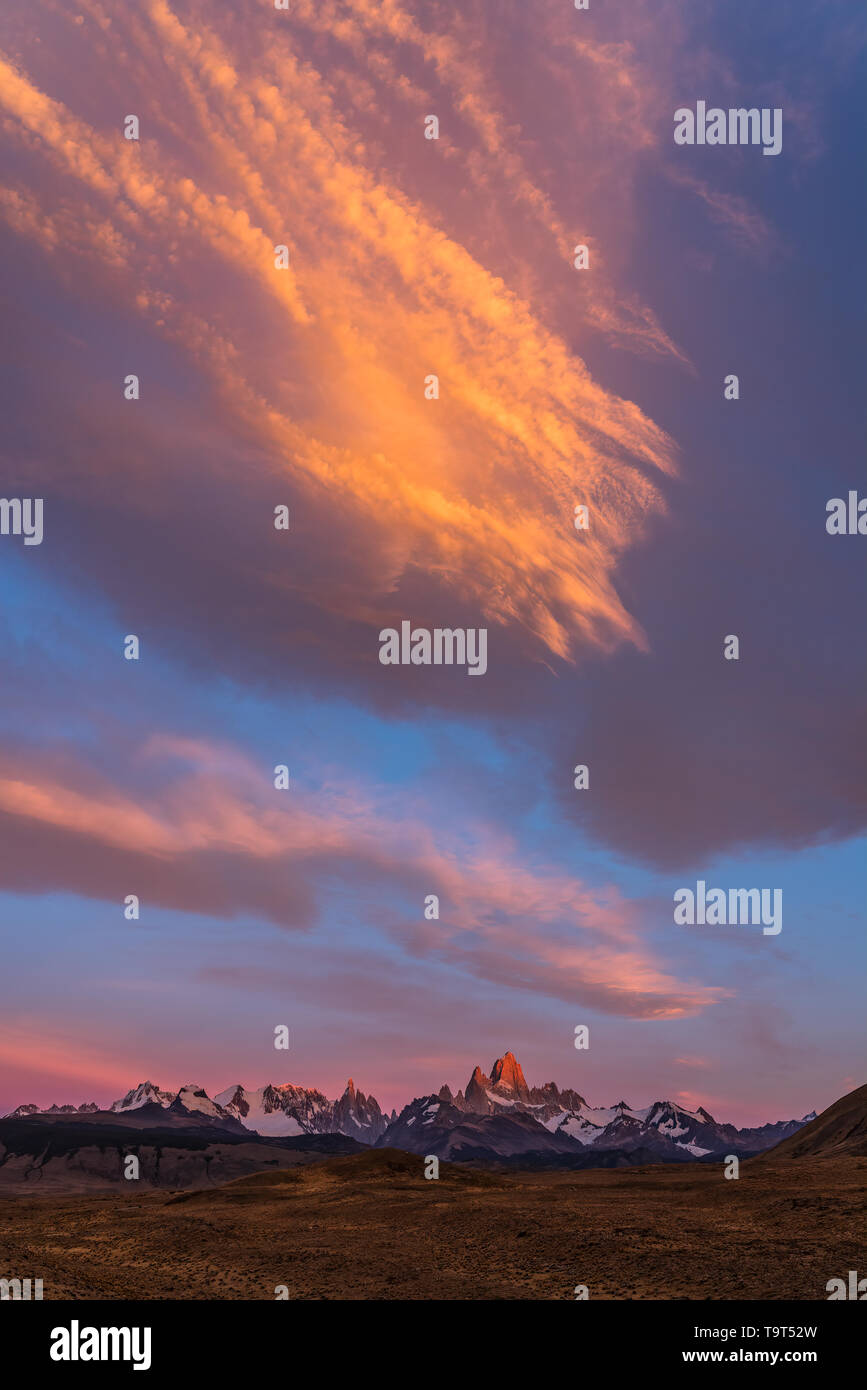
(0, 0), (684, 665)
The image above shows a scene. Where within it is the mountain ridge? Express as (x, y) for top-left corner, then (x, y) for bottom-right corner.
(5, 1049), (817, 1157)
(756, 1082), (867, 1160)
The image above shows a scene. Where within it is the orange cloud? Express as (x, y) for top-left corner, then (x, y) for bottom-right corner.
(0, 1), (681, 664)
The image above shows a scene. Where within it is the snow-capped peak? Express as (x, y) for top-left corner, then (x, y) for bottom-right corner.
(110, 1081), (174, 1113)
(174, 1084), (225, 1117)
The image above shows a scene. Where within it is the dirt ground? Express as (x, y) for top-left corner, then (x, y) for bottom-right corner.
(0, 1149), (863, 1300)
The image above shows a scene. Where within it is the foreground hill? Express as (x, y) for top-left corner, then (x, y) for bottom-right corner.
(166, 1147), (506, 1206)
(0, 1113), (364, 1192)
(760, 1082), (867, 1160)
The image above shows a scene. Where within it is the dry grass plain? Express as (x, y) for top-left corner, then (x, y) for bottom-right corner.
(0, 1148), (863, 1301)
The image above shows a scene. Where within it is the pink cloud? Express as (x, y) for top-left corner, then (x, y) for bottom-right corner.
(0, 734), (726, 1020)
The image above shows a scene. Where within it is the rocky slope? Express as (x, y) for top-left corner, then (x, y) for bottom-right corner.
(758, 1083), (867, 1160)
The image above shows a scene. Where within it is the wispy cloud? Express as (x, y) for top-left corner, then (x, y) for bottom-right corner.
(0, 0), (682, 665)
(0, 734), (725, 1019)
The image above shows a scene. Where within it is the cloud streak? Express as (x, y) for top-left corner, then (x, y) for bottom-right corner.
(0, 734), (724, 1019)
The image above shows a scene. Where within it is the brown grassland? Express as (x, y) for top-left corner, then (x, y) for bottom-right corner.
(0, 1148), (863, 1301)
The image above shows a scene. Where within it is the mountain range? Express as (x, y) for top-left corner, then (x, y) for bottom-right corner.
(10, 1077), (393, 1143)
(6, 1051), (815, 1164)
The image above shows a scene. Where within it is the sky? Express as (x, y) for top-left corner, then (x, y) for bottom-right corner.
(0, 0), (864, 1126)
